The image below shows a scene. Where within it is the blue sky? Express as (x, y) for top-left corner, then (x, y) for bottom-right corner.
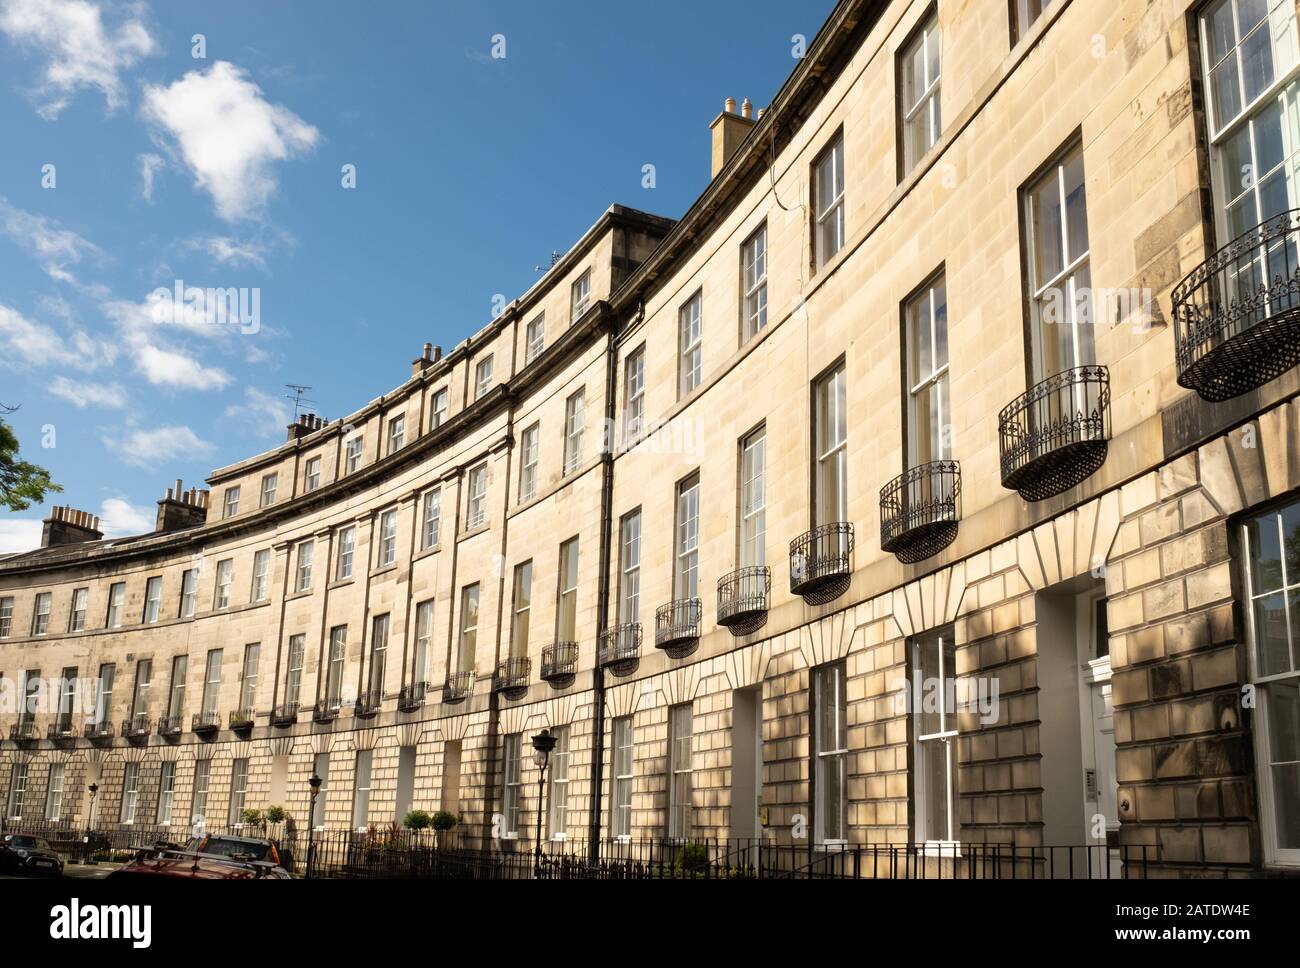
(0, 0), (835, 552)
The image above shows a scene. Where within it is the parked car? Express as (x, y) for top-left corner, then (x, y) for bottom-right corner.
(0, 834), (65, 876)
(106, 835), (292, 881)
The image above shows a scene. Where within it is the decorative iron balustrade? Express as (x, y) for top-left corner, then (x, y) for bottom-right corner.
(398, 682), (430, 712)
(156, 715), (184, 737)
(598, 623), (642, 677)
(313, 699), (341, 724)
(122, 714), (152, 739)
(789, 522), (854, 599)
(999, 365), (1110, 502)
(84, 721), (114, 742)
(879, 461), (961, 564)
(1173, 209), (1300, 401)
(716, 566), (771, 635)
(48, 722), (78, 743)
(230, 708), (257, 730)
(443, 671), (474, 705)
(493, 657), (531, 700)
(191, 711), (221, 734)
(271, 703), (299, 727)
(654, 599), (702, 659)
(540, 642), (578, 688)
(352, 691), (381, 719)
(9, 720), (38, 743)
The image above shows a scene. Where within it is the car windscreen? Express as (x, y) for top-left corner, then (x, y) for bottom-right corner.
(4, 836), (44, 849)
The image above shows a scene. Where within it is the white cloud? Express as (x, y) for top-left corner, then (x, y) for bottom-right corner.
(104, 424), (214, 468)
(133, 342), (231, 390)
(142, 61), (319, 221)
(49, 375), (127, 408)
(191, 235), (267, 269)
(0, 0), (156, 119)
(138, 151), (164, 201)
(98, 496), (153, 536)
(0, 302), (62, 364)
(223, 386), (290, 438)
(0, 196), (102, 283)
(0, 518), (42, 554)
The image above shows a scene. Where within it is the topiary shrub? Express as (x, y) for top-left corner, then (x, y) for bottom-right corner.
(403, 809), (432, 830)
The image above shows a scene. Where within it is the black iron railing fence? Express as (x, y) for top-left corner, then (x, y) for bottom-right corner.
(0, 818), (1159, 880)
(540, 642), (578, 686)
(597, 623), (641, 675)
(655, 598), (701, 658)
(789, 522), (854, 595)
(999, 365), (1110, 502)
(442, 671), (474, 704)
(1173, 208), (1300, 401)
(493, 657), (531, 699)
(716, 566), (771, 630)
(879, 461), (961, 563)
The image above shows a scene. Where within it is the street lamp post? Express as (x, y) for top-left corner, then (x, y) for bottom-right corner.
(531, 729), (557, 879)
(85, 783), (99, 865)
(306, 773), (322, 879)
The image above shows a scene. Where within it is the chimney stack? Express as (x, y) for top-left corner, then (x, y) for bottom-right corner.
(155, 478), (209, 533)
(286, 412), (327, 442)
(41, 505), (104, 547)
(412, 342), (443, 376)
(710, 96), (757, 179)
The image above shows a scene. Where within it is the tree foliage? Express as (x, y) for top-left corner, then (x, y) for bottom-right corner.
(0, 418), (60, 512)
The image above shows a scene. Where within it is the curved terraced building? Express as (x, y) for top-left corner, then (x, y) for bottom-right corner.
(3, 0), (1299, 877)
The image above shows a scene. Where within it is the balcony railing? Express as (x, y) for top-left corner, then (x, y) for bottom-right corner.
(229, 708), (257, 731)
(192, 711), (221, 734)
(9, 720), (38, 743)
(999, 365), (1110, 502)
(1173, 208), (1300, 401)
(540, 642), (578, 689)
(443, 671), (474, 705)
(271, 703), (299, 727)
(655, 599), (702, 659)
(492, 657), (531, 701)
(48, 722), (78, 744)
(352, 691), (381, 719)
(122, 714), (152, 740)
(398, 682), (430, 712)
(156, 715), (184, 738)
(880, 461), (961, 564)
(789, 522), (854, 599)
(716, 566), (771, 635)
(598, 624), (642, 677)
(313, 699), (341, 724)
(84, 720), (114, 742)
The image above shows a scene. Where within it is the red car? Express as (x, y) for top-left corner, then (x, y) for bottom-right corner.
(107, 835), (291, 880)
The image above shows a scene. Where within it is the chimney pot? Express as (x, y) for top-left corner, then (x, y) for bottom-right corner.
(724, 97), (736, 114)
(741, 98), (753, 119)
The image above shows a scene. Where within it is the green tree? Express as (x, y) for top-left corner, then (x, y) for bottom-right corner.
(0, 418), (60, 512)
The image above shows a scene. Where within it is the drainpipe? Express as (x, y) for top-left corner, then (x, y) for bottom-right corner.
(588, 305), (624, 860)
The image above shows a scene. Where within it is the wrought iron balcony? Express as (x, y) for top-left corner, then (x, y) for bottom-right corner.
(48, 722), (78, 744)
(271, 702), (299, 727)
(230, 708), (257, 731)
(443, 671), (474, 705)
(655, 599), (702, 659)
(1173, 209), (1300, 401)
(84, 720), (114, 742)
(880, 461), (961, 564)
(999, 366), (1110, 502)
(192, 711), (221, 734)
(9, 720), (38, 744)
(156, 715), (184, 738)
(598, 623), (641, 677)
(540, 642), (578, 689)
(789, 522), (854, 600)
(352, 691), (381, 719)
(313, 699), (341, 724)
(716, 566), (771, 635)
(398, 682), (430, 712)
(122, 714), (152, 740)
(492, 657), (531, 701)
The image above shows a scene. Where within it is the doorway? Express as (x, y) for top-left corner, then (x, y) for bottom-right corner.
(730, 687), (762, 844)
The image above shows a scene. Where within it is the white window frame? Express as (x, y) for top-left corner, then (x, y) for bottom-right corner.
(191, 759), (211, 826)
(526, 313), (545, 362)
(387, 414), (405, 455)
(814, 365), (848, 526)
(214, 560), (233, 610)
(619, 510), (641, 625)
(229, 758), (249, 826)
(429, 388), (448, 430)
(563, 388), (585, 476)
(352, 750), (373, 830)
(813, 132), (846, 269)
(284, 634), (305, 707)
(612, 716), (634, 839)
(502, 733), (521, 837)
(814, 662), (848, 844)
(180, 569), (197, 618)
(913, 627), (959, 846)
(142, 578), (161, 624)
(304, 455), (322, 492)
(106, 582), (125, 628)
(557, 538), (579, 641)
(6, 763), (28, 819)
(466, 463), (488, 529)
(510, 561), (532, 659)
(475, 356), (494, 400)
(571, 269), (591, 320)
(239, 643), (260, 712)
(31, 591), (51, 635)
(223, 486), (240, 518)
(336, 526), (356, 581)
(668, 703), (693, 840)
(422, 489), (442, 548)
(69, 587), (88, 632)
(0, 596), (12, 638)
(296, 540), (314, 592)
(45, 763), (65, 822)
(675, 474), (700, 600)
(251, 548), (271, 602)
(900, 12), (942, 174)
(200, 650), (222, 717)
(905, 272), (952, 467)
(458, 585), (479, 674)
(345, 436), (364, 474)
(519, 424), (540, 502)
(678, 291), (702, 398)
(623, 347), (645, 448)
(548, 726), (571, 840)
(739, 427), (766, 569)
(413, 600), (433, 685)
(378, 509), (398, 567)
(742, 222), (768, 341)
(157, 762), (176, 826)
(260, 472), (278, 508)
(121, 763), (139, 824)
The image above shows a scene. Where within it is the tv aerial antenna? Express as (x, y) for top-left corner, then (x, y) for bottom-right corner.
(285, 384), (316, 421)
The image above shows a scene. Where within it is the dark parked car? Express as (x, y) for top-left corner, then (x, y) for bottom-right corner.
(0, 834), (65, 876)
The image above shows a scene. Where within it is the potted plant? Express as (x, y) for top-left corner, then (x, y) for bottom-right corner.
(431, 810), (459, 849)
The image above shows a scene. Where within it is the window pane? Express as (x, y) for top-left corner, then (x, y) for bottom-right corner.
(1267, 680), (1300, 848)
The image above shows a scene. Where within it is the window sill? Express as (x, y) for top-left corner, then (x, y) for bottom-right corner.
(328, 577), (355, 591)
(412, 544), (441, 563)
(460, 523), (490, 541)
(370, 563), (398, 579)
(285, 589), (312, 602)
(500, 832), (518, 841)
